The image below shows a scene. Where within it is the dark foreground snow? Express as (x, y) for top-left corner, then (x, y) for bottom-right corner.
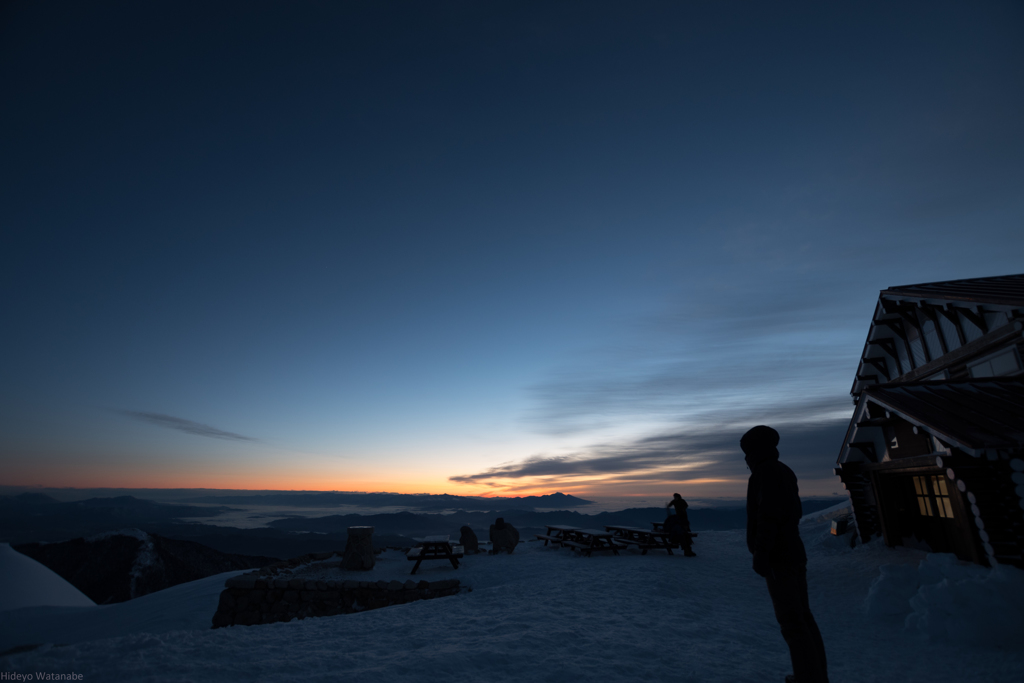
(2, 509), (1022, 682)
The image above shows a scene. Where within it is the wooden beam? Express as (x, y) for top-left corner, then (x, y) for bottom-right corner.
(920, 305), (949, 355)
(867, 337), (899, 360)
(875, 317), (907, 341)
(888, 320), (1023, 384)
(849, 441), (878, 462)
(939, 304), (968, 347)
(959, 306), (989, 335)
(863, 356), (891, 381)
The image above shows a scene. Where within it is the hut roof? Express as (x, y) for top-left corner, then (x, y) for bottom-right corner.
(862, 377), (1024, 452)
(883, 273), (1024, 307)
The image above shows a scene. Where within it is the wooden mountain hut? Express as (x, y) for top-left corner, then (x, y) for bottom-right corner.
(834, 273), (1024, 567)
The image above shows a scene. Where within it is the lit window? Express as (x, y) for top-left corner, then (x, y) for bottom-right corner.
(913, 476), (931, 515)
(932, 476), (954, 518)
(913, 475), (954, 519)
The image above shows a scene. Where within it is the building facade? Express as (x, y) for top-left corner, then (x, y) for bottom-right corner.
(835, 274), (1024, 567)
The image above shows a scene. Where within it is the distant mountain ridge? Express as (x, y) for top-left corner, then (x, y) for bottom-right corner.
(266, 499), (844, 536)
(176, 490), (593, 510)
(0, 492), (843, 564)
(0, 494), (237, 544)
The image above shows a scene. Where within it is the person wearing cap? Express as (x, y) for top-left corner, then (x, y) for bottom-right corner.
(488, 517), (520, 554)
(742, 425), (828, 683)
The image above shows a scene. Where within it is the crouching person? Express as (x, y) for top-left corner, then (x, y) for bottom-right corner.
(459, 525), (480, 554)
(665, 492), (697, 557)
(489, 517), (520, 554)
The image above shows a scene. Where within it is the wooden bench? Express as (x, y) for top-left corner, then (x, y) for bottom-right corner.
(605, 525), (699, 555)
(407, 536), (464, 575)
(563, 529), (620, 557)
(407, 546), (465, 559)
(538, 524), (581, 548)
(612, 537), (661, 551)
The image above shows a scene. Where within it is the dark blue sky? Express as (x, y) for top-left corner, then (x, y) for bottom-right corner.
(2, 1), (1022, 497)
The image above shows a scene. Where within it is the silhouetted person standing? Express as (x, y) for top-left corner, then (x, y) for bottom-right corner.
(742, 425), (828, 683)
(665, 493), (696, 556)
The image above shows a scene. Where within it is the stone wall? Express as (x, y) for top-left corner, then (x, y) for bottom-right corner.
(211, 555), (461, 628)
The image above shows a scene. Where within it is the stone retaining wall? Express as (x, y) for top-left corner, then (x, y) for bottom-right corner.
(211, 557), (461, 628)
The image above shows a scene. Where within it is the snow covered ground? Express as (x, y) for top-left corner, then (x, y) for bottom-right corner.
(2, 511), (1022, 682)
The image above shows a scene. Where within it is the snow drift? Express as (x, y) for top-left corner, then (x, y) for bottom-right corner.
(866, 552), (1024, 648)
(0, 543), (94, 612)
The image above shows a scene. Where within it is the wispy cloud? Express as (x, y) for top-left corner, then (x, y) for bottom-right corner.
(451, 412), (850, 490)
(526, 276), (866, 435)
(117, 411), (259, 442)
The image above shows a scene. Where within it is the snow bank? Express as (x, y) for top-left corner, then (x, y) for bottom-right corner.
(799, 499), (853, 525)
(0, 569), (245, 653)
(865, 562), (921, 618)
(0, 543), (95, 612)
(866, 553), (1024, 648)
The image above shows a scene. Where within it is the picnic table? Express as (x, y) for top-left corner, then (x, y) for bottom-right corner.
(561, 528), (620, 557)
(605, 525), (683, 555)
(535, 524), (580, 547)
(651, 521), (699, 536)
(407, 535), (464, 575)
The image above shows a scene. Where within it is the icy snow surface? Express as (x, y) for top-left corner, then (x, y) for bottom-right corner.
(2, 519), (1023, 682)
(0, 543), (95, 612)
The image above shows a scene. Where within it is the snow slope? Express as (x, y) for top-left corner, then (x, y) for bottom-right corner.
(0, 569), (245, 653)
(2, 520), (1022, 682)
(0, 543), (95, 612)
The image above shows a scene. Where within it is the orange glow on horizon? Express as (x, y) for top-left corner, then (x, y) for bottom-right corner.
(2, 471), (752, 498)
(3, 456), (772, 498)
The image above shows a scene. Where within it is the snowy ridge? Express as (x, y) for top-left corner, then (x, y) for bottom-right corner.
(86, 528), (150, 543)
(84, 528), (162, 599)
(129, 532), (159, 599)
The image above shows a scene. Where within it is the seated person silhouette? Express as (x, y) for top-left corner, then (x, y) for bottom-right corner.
(488, 517), (520, 554)
(459, 525), (480, 554)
